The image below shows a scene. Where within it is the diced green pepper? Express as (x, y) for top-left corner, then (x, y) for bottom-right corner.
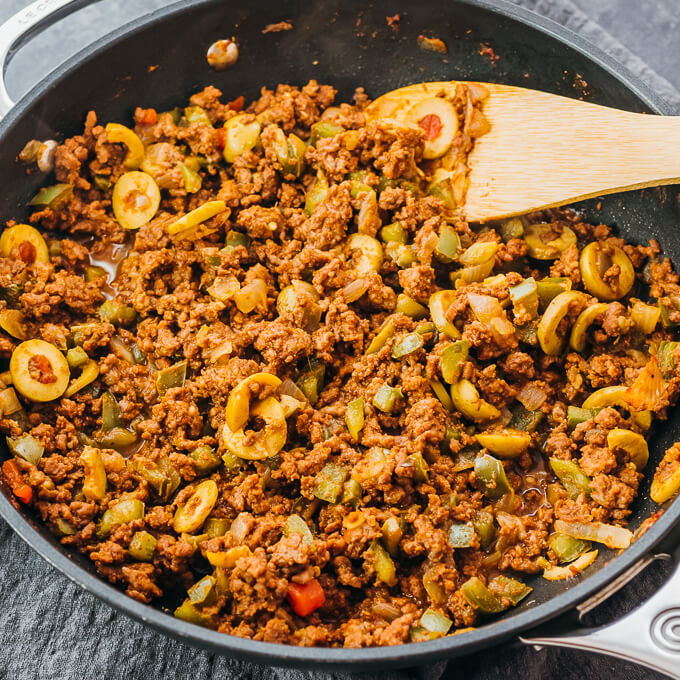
(204, 517), (230, 538)
(385, 242), (418, 268)
(309, 121), (344, 146)
(296, 362), (325, 406)
(500, 218), (524, 241)
(567, 405), (602, 429)
(460, 577), (506, 614)
(488, 575), (531, 606)
(508, 403), (543, 433)
(66, 347), (88, 369)
(380, 222), (407, 244)
(304, 173), (329, 215)
(190, 444), (221, 474)
(440, 340), (469, 384)
(392, 333), (423, 359)
(435, 225), (461, 263)
(30, 183), (73, 209)
(174, 600), (215, 627)
(156, 360), (187, 397)
(187, 575), (217, 605)
(221, 449), (242, 472)
(131, 343), (147, 365)
(657, 341), (679, 379)
(85, 265), (107, 282)
(549, 457), (591, 499)
(128, 530), (157, 561)
(312, 463), (348, 503)
(184, 106), (213, 127)
(422, 568), (446, 605)
(448, 522), (476, 548)
(340, 479), (362, 507)
(548, 532), (591, 563)
(180, 163), (202, 193)
(284, 514), (314, 545)
(101, 391), (122, 431)
(473, 508), (495, 549)
(474, 454), (512, 500)
(429, 378), (453, 411)
(509, 278), (539, 319)
(97, 498), (145, 537)
(396, 294), (429, 320)
(408, 453), (429, 482)
(225, 230), (250, 249)
(370, 540), (397, 586)
(345, 397), (365, 441)
(99, 300), (137, 325)
(409, 625), (441, 642)
(536, 277), (572, 307)
(132, 456), (181, 501)
(373, 384), (404, 413)
(420, 608), (452, 634)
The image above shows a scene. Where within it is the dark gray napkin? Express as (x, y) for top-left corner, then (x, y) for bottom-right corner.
(1, 2), (679, 679)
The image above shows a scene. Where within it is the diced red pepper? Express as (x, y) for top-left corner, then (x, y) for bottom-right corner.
(227, 95), (245, 112)
(287, 579), (325, 616)
(216, 127), (226, 150)
(138, 108), (158, 126)
(2, 459), (33, 504)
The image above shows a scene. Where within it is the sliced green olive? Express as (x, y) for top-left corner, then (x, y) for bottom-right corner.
(276, 281), (321, 331)
(225, 372), (282, 432)
(365, 317), (395, 355)
(0, 224), (49, 264)
(105, 123), (145, 169)
(581, 385), (651, 430)
(428, 290), (460, 339)
(579, 241), (635, 301)
(0, 309), (27, 340)
(537, 290), (588, 355)
(166, 200), (228, 237)
(223, 114), (261, 163)
(450, 379), (500, 422)
(80, 446), (107, 501)
(222, 396), (287, 460)
(173, 479), (218, 534)
(97, 498), (144, 537)
(64, 360), (99, 398)
(407, 97), (458, 159)
(347, 233), (383, 276)
(476, 429), (531, 458)
(524, 223), (576, 260)
(10, 339), (70, 402)
(112, 171), (161, 230)
(607, 428), (649, 470)
(569, 302), (608, 352)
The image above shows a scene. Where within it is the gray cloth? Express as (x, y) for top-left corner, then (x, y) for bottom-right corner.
(0, 2), (679, 679)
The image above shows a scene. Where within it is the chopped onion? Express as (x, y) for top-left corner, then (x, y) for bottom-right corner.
(110, 336), (136, 364)
(468, 293), (515, 343)
(0, 386), (22, 416)
(623, 357), (666, 411)
(278, 378), (308, 403)
(342, 278), (369, 303)
(458, 257), (495, 283)
(554, 519), (632, 549)
(234, 279), (267, 313)
(630, 300), (660, 335)
(517, 382), (548, 411)
(209, 274), (240, 302)
(208, 339), (233, 364)
(7, 434), (44, 465)
(542, 549), (598, 581)
(229, 512), (253, 543)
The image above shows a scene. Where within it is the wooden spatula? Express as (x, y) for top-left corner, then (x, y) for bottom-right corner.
(365, 81), (680, 223)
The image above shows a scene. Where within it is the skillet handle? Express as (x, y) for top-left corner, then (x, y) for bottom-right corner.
(0, 0), (100, 119)
(521, 551), (680, 679)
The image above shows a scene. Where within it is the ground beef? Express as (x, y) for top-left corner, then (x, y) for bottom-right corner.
(1, 79), (676, 651)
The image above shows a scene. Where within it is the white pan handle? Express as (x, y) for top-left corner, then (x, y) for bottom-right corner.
(0, 0), (100, 119)
(521, 551), (680, 679)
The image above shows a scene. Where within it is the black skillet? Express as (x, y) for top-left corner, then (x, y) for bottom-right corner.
(0, 0), (680, 674)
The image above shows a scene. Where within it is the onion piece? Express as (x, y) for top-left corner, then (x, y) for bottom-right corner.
(554, 519), (632, 549)
(517, 382), (548, 411)
(110, 336), (136, 364)
(278, 378), (308, 403)
(623, 357), (666, 411)
(209, 275), (240, 302)
(542, 549), (598, 581)
(0, 386), (22, 416)
(342, 278), (369, 303)
(468, 293), (515, 343)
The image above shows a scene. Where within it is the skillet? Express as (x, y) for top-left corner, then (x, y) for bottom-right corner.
(0, 0), (680, 674)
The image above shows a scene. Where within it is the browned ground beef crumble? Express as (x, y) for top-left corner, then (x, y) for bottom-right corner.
(1, 80), (680, 648)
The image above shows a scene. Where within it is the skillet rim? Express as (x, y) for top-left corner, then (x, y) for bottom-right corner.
(0, 0), (678, 668)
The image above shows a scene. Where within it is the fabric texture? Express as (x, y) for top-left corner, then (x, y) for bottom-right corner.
(1, 1), (678, 679)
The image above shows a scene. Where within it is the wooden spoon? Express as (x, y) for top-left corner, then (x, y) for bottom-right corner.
(365, 81), (680, 223)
